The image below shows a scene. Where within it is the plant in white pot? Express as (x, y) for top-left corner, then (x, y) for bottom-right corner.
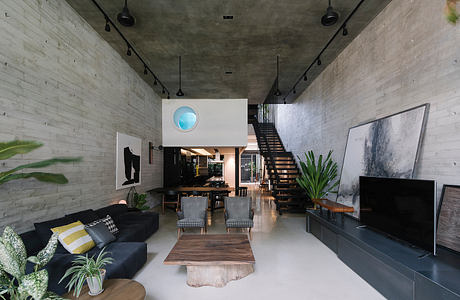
(60, 249), (113, 297)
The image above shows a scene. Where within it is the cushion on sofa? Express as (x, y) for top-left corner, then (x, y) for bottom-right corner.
(34, 216), (73, 248)
(95, 205), (128, 223)
(66, 209), (99, 224)
(51, 221), (95, 254)
(20, 230), (43, 256)
(86, 215), (119, 235)
(115, 224), (146, 242)
(85, 222), (116, 248)
(102, 242), (147, 279)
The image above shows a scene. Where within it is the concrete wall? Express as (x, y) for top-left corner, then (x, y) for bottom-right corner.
(275, 0), (460, 201)
(0, 0), (163, 233)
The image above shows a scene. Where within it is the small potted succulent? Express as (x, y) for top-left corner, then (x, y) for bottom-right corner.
(60, 249), (113, 297)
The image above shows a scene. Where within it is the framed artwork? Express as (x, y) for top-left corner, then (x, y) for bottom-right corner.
(336, 104), (429, 218)
(437, 185), (460, 253)
(116, 132), (142, 190)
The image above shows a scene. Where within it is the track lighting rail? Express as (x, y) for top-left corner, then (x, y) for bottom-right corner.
(90, 0), (171, 98)
(282, 0), (367, 103)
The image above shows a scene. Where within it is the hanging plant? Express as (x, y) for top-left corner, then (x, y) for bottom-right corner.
(445, 0), (459, 24)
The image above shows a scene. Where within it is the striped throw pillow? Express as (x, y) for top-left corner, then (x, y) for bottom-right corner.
(51, 221), (95, 254)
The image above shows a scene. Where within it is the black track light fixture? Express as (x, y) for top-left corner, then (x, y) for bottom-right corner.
(126, 45), (132, 56)
(342, 24), (348, 36)
(284, 99), (286, 104)
(153, 78), (158, 85)
(317, 57), (322, 66)
(303, 73), (308, 81)
(274, 55), (282, 97)
(117, 0), (135, 27)
(162, 87), (165, 94)
(104, 17), (110, 32)
(321, 0), (339, 26)
(167, 94), (170, 99)
(293, 88), (296, 94)
(144, 65), (148, 75)
(176, 56), (185, 97)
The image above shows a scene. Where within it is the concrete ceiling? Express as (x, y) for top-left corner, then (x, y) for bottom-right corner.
(66, 0), (391, 104)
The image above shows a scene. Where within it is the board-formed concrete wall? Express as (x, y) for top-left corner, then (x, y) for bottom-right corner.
(0, 0), (163, 233)
(275, 0), (460, 201)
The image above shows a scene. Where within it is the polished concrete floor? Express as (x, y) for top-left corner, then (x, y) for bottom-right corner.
(135, 185), (385, 300)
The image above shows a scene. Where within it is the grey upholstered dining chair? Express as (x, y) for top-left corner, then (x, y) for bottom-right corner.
(176, 196), (208, 238)
(224, 196), (254, 240)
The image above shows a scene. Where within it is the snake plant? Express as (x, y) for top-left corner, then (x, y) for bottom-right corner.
(296, 150), (339, 205)
(0, 226), (64, 300)
(0, 140), (81, 185)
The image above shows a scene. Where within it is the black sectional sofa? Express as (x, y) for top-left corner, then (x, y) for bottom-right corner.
(20, 204), (159, 295)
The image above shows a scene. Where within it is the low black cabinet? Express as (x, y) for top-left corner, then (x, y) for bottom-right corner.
(306, 211), (460, 300)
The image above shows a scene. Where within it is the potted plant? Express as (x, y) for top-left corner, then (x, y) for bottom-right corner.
(445, 0), (459, 24)
(0, 226), (63, 300)
(60, 249), (113, 297)
(133, 192), (150, 211)
(296, 150), (339, 209)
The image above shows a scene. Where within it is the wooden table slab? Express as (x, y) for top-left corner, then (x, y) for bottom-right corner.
(164, 234), (255, 287)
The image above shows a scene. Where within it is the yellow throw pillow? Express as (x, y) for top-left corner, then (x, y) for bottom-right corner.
(51, 221), (95, 254)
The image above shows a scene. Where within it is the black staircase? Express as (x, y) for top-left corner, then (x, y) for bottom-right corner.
(253, 121), (307, 214)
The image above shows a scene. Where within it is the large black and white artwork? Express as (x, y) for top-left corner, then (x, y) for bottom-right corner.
(116, 132), (142, 190)
(337, 104), (429, 218)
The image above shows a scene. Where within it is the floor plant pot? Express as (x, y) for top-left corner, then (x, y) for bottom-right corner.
(87, 269), (106, 296)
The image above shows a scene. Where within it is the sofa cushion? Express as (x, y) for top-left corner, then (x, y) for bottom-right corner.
(20, 230), (43, 256)
(116, 224), (146, 242)
(66, 209), (99, 224)
(51, 221), (95, 254)
(85, 222), (116, 249)
(101, 242), (147, 279)
(95, 205), (128, 223)
(34, 216), (73, 248)
(86, 215), (119, 235)
(116, 211), (159, 240)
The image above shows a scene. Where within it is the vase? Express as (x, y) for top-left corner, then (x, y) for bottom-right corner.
(87, 269), (106, 296)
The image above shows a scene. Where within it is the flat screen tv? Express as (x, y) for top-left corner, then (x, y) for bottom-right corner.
(359, 176), (437, 255)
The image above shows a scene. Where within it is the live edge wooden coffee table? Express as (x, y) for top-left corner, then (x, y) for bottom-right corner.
(164, 234), (255, 287)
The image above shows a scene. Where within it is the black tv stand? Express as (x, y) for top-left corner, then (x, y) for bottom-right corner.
(306, 210), (460, 300)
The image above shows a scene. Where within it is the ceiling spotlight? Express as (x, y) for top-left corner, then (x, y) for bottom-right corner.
(284, 99), (286, 104)
(126, 45), (132, 56)
(342, 24), (348, 36)
(293, 88), (296, 94)
(321, 0), (339, 26)
(104, 18), (110, 32)
(317, 57), (322, 66)
(303, 73), (308, 81)
(167, 94), (170, 99)
(176, 56), (185, 97)
(153, 78), (158, 85)
(117, 0), (135, 27)
(144, 65), (148, 75)
(162, 87), (165, 94)
(274, 55), (282, 97)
